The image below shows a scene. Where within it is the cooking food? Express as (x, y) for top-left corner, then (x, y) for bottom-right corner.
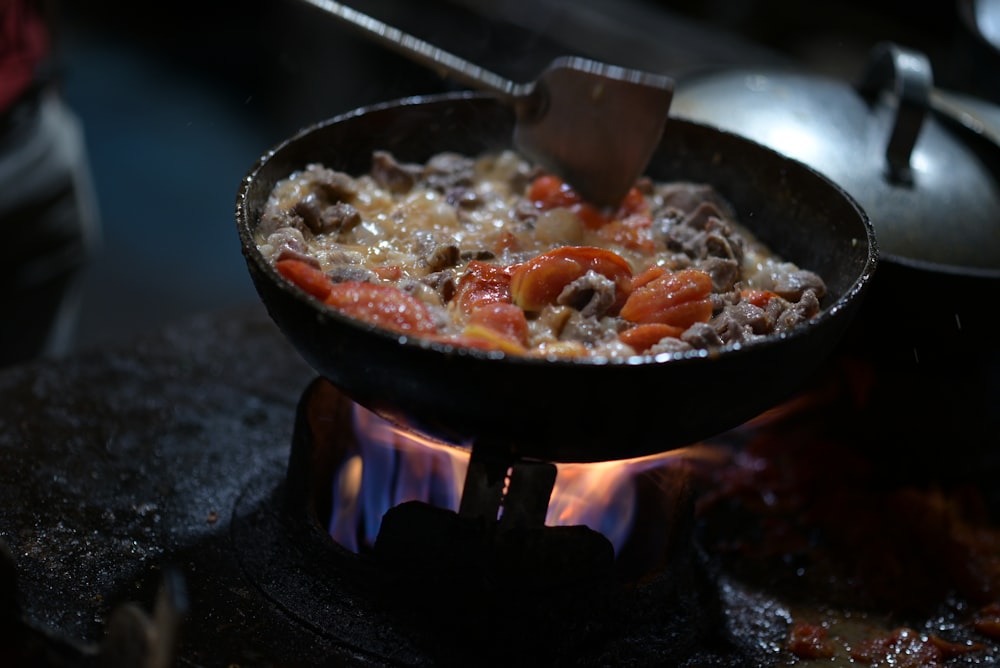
(237, 95), (875, 461)
(256, 149), (827, 359)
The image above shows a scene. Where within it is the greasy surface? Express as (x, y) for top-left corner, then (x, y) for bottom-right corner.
(0, 305), (350, 665)
(693, 356), (1000, 667)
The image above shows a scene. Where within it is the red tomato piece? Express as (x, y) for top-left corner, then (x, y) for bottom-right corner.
(510, 245), (633, 312)
(741, 288), (780, 308)
(616, 186), (649, 217)
(449, 326), (527, 355)
(631, 265), (667, 290)
(571, 202), (609, 230)
(493, 229), (521, 254)
(595, 216), (656, 251)
(786, 621), (836, 660)
(620, 268), (714, 327)
(453, 260), (514, 315)
(530, 175), (647, 214)
(619, 322), (685, 353)
(849, 628), (945, 668)
(528, 174), (606, 229)
(510, 254), (586, 310)
(527, 175), (652, 233)
(527, 174), (581, 209)
(275, 258), (334, 301)
(468, 302), (529, 346)
(324, 281), (437, 335)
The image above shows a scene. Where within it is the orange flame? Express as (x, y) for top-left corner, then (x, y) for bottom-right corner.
(329, 404), (720, 554)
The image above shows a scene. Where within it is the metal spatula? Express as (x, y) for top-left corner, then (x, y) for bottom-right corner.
(300, 0), (674, 208)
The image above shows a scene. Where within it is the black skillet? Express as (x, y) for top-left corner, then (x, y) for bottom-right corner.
(236, 92), (877, 464)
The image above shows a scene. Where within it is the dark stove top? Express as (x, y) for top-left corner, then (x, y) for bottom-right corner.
(0, 305), (331, 665)
(0, 305), (758, 666)
(3, 303), (999, 668)
(0, 304), (748, 666)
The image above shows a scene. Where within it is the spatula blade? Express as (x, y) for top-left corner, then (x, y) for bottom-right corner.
(513, 56), (674, 208)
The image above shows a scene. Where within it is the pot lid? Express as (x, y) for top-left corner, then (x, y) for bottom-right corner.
(672, 41), (1000, 273)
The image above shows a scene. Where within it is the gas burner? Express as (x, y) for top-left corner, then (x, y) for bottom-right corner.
(232, 377), (757, 667)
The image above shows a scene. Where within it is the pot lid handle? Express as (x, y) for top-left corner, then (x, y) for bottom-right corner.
(857, 41), (933, 184)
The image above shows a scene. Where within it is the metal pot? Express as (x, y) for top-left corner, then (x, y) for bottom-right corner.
(672, 42), (1000, 459)
(236, 92), (876, 464)
(673, 41), (1000, 274)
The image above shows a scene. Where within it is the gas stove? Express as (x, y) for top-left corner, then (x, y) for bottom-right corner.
(0, 304), (752, 667)
(2, 304), (998, 667)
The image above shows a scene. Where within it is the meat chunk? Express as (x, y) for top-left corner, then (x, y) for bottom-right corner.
(326, 264), (377, 284)
(300, 163), (358, 202)
(757, 261), (827, 301)
(425, 244), (461, 272)
(293, 196), (361, 235)
(258, 208), (307, 239)
(372, 151), (421, 193)
(447, 187), (482, 211)
(558, 311), (621, 346)
(773, 289), (822, 331)
(680, 322), (723, 349)
(653, 182), (736, 221)
(699, 257), (741, 292)
(419, 269), (458, 304)
(656, 202), (745, 264)
(771, 267), (827, 301)
(713, 301), (773, 345)
(556, 270), (618, 318)
(261, 228), (317, 266)
(260, 163), (361, 240)
(421, 152), (475, 192)
(648, 335), (697, 355)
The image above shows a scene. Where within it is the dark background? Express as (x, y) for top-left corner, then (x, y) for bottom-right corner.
(52, 0), (996, 352)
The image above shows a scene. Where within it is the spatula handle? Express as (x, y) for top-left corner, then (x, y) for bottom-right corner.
(301, 0), (535, 105)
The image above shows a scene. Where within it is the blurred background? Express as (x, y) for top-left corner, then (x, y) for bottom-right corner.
(51, 0), (996, 353)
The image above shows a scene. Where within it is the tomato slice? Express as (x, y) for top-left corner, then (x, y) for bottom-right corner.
(617, 185), (649, 217)
(527, 174), (581, 209)
(468, 302), (529, 346)
(449, 325), (527, 355)
(510, 245), (633, 312)
(529, 174), (647, 212)
(619, 322), (685, 353)
(620, 268), (714, 327)
(453, 260), (515, 315)
(324, 281), (437, 335)
(595, 215), (655, 251)
(630, 265), (667, 290)
(276, 258), (334, 301)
